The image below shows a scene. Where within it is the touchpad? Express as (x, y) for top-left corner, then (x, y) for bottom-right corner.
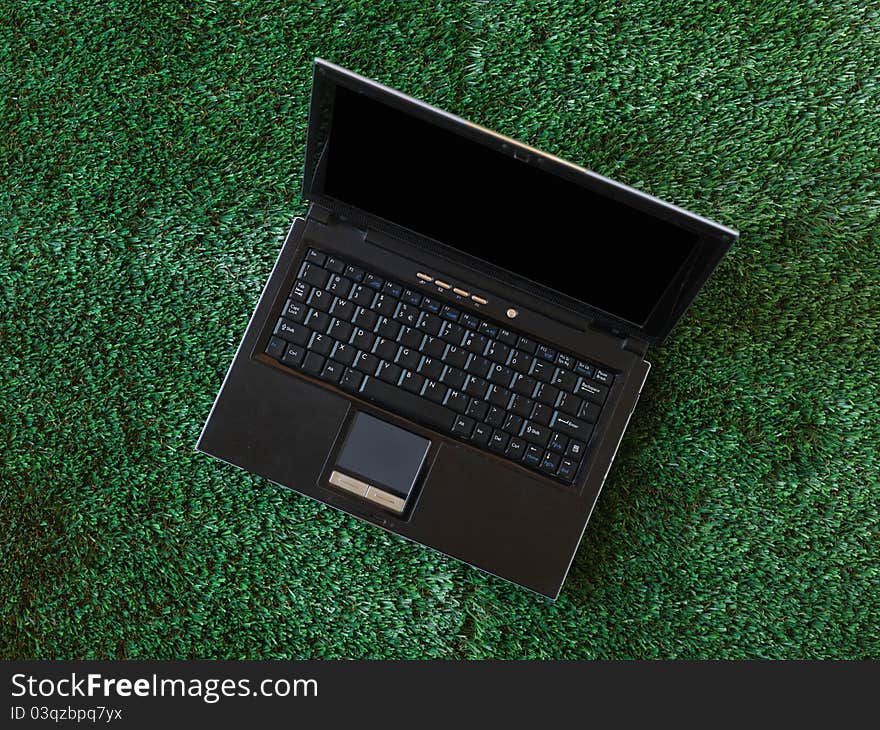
(329, 412), (431, 515)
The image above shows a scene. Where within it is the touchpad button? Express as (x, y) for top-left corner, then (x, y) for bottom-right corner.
(330, 412), (431, 514)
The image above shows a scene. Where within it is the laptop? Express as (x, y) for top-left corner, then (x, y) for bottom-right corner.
(197, 59), (738, 598)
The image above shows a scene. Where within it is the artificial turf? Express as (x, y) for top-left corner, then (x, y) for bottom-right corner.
(2, 0), (878, 659)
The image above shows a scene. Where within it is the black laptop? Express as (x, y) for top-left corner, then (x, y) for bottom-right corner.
(197, 59), (738, 598)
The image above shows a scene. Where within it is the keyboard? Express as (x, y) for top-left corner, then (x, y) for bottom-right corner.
(263, 247), (615, 485)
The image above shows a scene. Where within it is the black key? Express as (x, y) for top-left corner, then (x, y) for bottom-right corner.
(281, 299), (307, 323)
(575, 379), (608, 404)
(465, 355), (491, 378)
(395, 303), (420, 327)
(360, 377), (456, 432)
(372, 337), (397, 361)
(402, 289), (423, 306)
(300, 262), (329, 289)
(344, 264), (364, 282)
(523, 444), (542, 467)
(423, 380), (448, 404)
(486, 340), (511, 364)
(376, 361), (402, 384)
(508, 350), (533, 374)
(418, 312), (443, 336)
(466, 399), (489, 420)
(325, 256), (346, 274)
(516, 336), (536, 354)
(534, 382), (560, 407)
(536, 344), (556, 362)
(548, 432), (569, 454)
(566, 440), (586, 459)
(305, 309), (330, 332)
(423, 342), (445, 369)
(417, 356), (444, 380)
(354, 351), (378, 374)
(451, 414), (475, 438)
(557, 392), (584, 417)
(340, 367), (364, 392)
(488, 363), (514, 387)
(502, 413), (523, 435)
(364, 272), (384, 290)
(498, 328), (517, 346)
(400, 370), (425, 394)
(512, 373), (537, 396)
(440, 321), (465, 345)
(471, 422), (492, 446)
(441, 305), (460, 322)
(479, 321), (498, 338)
(594, 369), (614, 386)
(557, 459), (577, 482)
(530, 359), (554, 382)
(281, 343), (305, 368)
(302, 351), (325, 375)
(442, 345), (468, 369)
(376, 316), (401, 340)
(531, 403), (554, 426)
(350, 284), (376, 308)
(320, 359), (344, 384)
(266, 335), (287, 360)
(398, 326), (424, 349)
(326, 274), (353, 297)
(506, 437), (526, 460)
(521, 421), (551, 447)
(578, 401), (601, 423)
(352, 307), (378, 330)
(328, 318), (353, 343)
(574, 360), (594, 378)
(330, 341), (356, 366)
(463, 376), (489, 400)
(350, 328), (375, 351)
(486, 406), (505, 429)
(488, 429), (509, 452)
(509, 394), (534, 418)
(552, 413), (593, 441)
(290, 280), (310, 302)
(460, 312), (479, 330)
(330, 297), (356, 322)
(440, 367), (466, 390)
(552, 369), (578, 392)
(383, 280), (402, 297)
(487, 386), (511, 408)
(274, 318), (309, 345)
(395, 347), (420, 370)
(373, 294), (397, 317)
(308, 332), (333, 356)
(556, 353), (575, 370)
(540, 451), (561, 474)
(462, 330), (489, 355)
(421, 297), (441, 314)
(306, 249), (326, 266)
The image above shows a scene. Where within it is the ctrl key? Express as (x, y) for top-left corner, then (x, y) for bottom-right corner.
(281, 343), (305, 368)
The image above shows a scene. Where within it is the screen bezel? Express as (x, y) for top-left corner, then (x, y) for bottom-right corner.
(302, 58), (738, 344)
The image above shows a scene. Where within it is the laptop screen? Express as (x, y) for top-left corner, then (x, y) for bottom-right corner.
(320, 84), (701, 327)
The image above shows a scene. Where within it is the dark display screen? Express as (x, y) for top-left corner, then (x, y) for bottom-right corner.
(321, 84), (700, 326)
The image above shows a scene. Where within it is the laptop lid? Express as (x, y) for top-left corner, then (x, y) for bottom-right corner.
(302, 58), (738, 345)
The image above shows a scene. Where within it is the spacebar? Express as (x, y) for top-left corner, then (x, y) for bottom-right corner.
(360, 377), (456, 433)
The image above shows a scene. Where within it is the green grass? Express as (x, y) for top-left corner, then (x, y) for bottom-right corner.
(2, 0), (878, 659)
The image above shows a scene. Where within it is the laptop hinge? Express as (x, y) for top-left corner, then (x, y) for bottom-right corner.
(621, 334), (649, 357)
(307, 202), (332, 224)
